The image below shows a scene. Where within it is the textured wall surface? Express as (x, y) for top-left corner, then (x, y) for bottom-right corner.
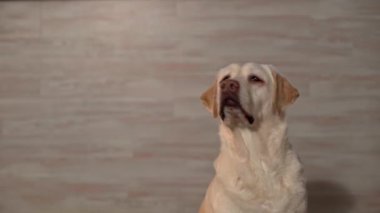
(0, 1), (379, 213)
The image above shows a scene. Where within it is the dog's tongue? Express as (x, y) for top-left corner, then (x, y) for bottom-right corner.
(226, 99), (235, 105)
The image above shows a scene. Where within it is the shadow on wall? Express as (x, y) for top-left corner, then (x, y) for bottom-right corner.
(307, 180), (355, 213)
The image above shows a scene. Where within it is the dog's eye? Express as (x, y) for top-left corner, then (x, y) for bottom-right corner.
(248, 75), (264, 83)
(221, 75), (230, 82)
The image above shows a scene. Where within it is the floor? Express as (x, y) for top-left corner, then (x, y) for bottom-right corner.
(0, 1), (379, 213)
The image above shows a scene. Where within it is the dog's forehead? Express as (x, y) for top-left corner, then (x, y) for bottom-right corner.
(217, 63), (274, 82)
(242, 63), (264, 75)
(217, 63), (240, 79)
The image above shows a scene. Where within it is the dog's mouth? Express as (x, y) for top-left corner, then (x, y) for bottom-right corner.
(220, 96), (255, 124)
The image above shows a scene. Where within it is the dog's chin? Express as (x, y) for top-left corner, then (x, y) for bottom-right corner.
(220, 106), (255, 128)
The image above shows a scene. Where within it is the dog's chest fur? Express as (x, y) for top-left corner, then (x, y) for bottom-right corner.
(208, 121), (306, 213)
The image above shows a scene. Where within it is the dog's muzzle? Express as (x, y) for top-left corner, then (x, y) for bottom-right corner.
(219, 79), (255, 124)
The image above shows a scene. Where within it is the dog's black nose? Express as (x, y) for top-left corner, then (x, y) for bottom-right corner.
(220, 79), (239, 93)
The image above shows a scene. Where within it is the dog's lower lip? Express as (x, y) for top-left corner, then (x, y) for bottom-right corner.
(220, 98), (255, 124)
(245, 115), (255, 124)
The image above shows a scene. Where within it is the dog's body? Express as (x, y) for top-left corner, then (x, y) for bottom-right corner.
(199, 63), (306, 213)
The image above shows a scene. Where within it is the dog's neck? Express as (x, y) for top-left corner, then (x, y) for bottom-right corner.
(213, 115), (302, 197)
(218, 115), (291, 171)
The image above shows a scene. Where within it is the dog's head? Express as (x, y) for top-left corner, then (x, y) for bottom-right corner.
(200, 63), (299, 128)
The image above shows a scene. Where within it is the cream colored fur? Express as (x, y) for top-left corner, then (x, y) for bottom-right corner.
(199, 63), (306, 213)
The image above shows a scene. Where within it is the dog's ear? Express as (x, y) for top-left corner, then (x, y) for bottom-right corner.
(271, 68), (299, 114)
(200, 80), (218, 118)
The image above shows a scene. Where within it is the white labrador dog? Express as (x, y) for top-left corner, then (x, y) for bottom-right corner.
(199, 63), (306, 213)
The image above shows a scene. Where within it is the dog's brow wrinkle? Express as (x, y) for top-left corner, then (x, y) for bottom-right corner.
(221, 75), (230, 82)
